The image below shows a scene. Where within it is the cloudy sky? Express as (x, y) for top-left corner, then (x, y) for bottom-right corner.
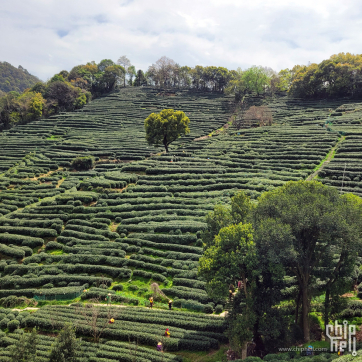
(1, 0), (361, 80)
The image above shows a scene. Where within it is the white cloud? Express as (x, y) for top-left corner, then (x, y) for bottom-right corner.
(1, 0), (361, 80)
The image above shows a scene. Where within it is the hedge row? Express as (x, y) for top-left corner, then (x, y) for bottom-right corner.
(45, 241), (126, 258)
(0, 243), (31, 259)
(163, 286), (211, 304)
(0, 275), (112, 289)
(0, 332), (181, 362)
(6, 262), (130, 280)
(64, 224), (118, 239)
(117, 238), (202, 255)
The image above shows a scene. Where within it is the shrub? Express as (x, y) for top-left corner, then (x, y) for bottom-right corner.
(71, 156), (95, 171)
(6, 313), (15, 320)
(43, 283), (54, 289)
(7, 319), (20, 332)
(112, 284), (123, 291)
(204, 304), (213, 314)
(0, 318), (9, 329)
(129, 285), (139, 291)
(195, 239), (203, 247)
(215, 305), (223, 314)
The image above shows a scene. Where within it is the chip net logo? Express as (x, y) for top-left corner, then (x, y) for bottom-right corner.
(326, 320), (357, 356)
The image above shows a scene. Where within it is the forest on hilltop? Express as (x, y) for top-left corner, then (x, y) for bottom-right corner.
(2, 52), (362, 133)
(0, 62), (40, 93)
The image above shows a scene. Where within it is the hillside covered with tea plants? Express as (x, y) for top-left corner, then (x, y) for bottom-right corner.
(1, 86), (362, 360)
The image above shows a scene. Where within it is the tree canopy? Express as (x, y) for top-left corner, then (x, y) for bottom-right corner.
(49, 323), (81, 362)
(225, 66), (271, 101)
(10, 327), (38, 362)
(0, 58), (127, 131)
(199, 182), (362, 357)
(144, 108), (190, 152)
(253, 181), (362, 341)
(287, 53), (362, 98)
(0, 61), (40, 93)
(199, 190), (286, 357)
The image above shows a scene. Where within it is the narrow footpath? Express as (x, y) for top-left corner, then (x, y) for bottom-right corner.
(306, 135), (345, 181)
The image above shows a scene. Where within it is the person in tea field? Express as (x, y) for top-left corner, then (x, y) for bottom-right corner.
(229, 289), (233, 301)
(168, 300), (172, 310)
(229, 284), (235, 293)
(108, 318), (115, 324)
(165, 328), (170, 337)
(149, 296), (154, 308)
(105, 293), (112, 305)
(157, 342), (163, 352)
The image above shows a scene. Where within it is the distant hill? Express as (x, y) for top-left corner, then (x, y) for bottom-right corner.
(0, 61), (41, 93)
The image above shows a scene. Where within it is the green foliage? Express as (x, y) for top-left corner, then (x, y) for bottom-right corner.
(9, 328), (39, 362)
(0, 90), (45, 129)
(289, 53), (362, 98)
(202, 191), (252, 247)
(49, 323), (82, 362)
(134, 69), (147, 86)
(70, 156), (95, 171)
(7, 319), (20, 332)
(242, 66), (271, 96)
(145, 108), (190, 152)
(0, 62), (40, 93)
(199, 222), (256, 299)
(225, 66), (271, 100)
(253, 181), (362, 341)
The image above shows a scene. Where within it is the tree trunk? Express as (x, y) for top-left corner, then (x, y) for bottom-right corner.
(163, 134), (169, 153)
(242, 274), (247, 297)
(302, 283), (310, 342)
(241, 342), (248, 360)
(295, 289), (301, 324)
(324, 287), (330, 332)
(253, 321), (265, 356)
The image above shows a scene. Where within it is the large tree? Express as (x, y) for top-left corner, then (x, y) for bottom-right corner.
(10, 327), (38, 362)
(144, 108), (190, 152)
(242, 66), (271, 96)
(134, 69), (147, 86)
(147, 56), (177, 88)
(288, 53), (362, 98)
(99, 65), (125, 92)
(199, 222), (258, 358)
(127, 65), (136, 86)
(253, 181), (362, 342)
(49, 323), (81, 362)
(117, 55), (131, 87)
(202, 191), (252, 247)
(199, 191), (287, 358)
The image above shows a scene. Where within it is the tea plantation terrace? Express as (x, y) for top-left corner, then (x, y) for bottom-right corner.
(1, 87), (362, 359)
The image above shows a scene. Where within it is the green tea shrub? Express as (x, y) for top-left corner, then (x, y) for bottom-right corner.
(7, 319), (20, 332)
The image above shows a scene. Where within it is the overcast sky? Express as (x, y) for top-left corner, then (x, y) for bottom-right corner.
(1, 0), (361, 80)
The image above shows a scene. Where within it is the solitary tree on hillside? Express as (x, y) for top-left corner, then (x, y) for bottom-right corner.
(144, 109), (190, 153)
